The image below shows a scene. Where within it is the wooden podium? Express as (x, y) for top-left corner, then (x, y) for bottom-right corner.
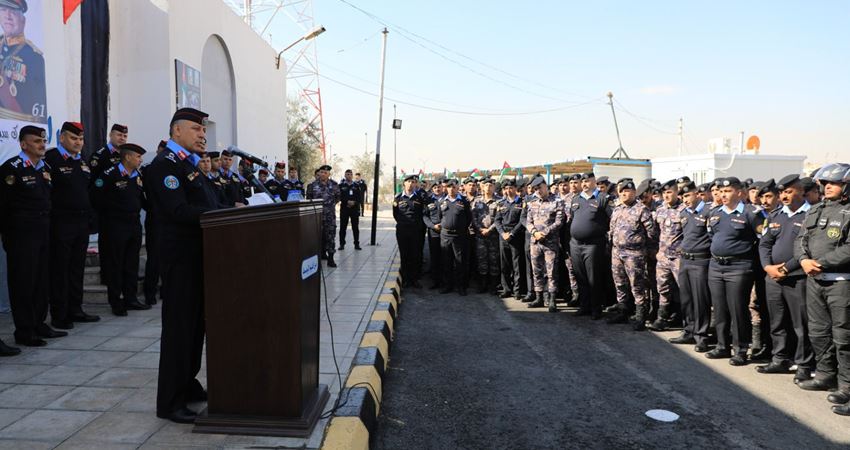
(193, 200), (329, 437)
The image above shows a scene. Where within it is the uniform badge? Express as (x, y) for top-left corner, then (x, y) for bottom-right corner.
(81, 165), (90, 173)
(94, 178), (104, 188)
(91, 159), (98, 167)
(137, 178), (143, 187)
(755, 224), (764, 234)
(164, 175), (180, 190)
(42, 172), (51, 181)
(827, 227), (841, 240)
(187, 172), (198, 181)
(392, 201), (398, 207)
(4, 175), (13, 185)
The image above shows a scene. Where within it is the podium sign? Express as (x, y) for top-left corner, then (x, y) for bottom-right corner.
(194, 201), (329, 437)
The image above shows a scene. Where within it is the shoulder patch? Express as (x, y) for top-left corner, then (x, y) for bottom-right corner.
(94, 178), (104, 188)
(164, 175), (180, 190)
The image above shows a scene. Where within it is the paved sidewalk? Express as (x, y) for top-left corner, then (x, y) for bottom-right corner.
(0, 216), (398, 449)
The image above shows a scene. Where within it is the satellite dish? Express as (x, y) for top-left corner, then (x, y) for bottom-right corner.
(746, 135), (761, 151)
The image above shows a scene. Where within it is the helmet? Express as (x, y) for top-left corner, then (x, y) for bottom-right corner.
(814, 163), (850, 196)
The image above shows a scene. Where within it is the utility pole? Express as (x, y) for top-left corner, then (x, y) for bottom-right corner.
(678, 117), (684, 156)
(393, 104), (398, 195)
(607, 92), (630, 159)
(370, 28), (389, 246)
(739, 131), (745, 154)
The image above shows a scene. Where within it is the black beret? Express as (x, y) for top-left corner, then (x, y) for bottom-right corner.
(435, 176), (447, 184)
(482, 177), (495, 184)
(758, 179), (778, 196)
(443, 178), (459, 186)
(111, 123), (128, 134)
(274, 162), (286, 170)
(501, 178), (516, 187)
(61, 121), (84, 136)
(171, 107), (209, 126)
(403, 174), (418, 182)
(616, 177), (633, 185)
(0, 0), (27, 13)
(530, 177), (546, 188)
(556, 175), (569, 184)
(596, 176), (610, 184)
(676, 176), (691, 184)
(776, 174), (801, 191)
(569, 173), (581, 181)
(661, 179), (678, 191)
(743, 178), (754, 186)
(207, 151), (220, 158)
(748, 181), (762, 191)
(118, 143), (146, 155)
(698, 183), (711, 193)
(581, 172), (595, 180)
(516, 177), (528, 188)
(711, 178), (723, 187)
(679, 181), (698, 193)
(220, 149), (233, 157)
(318, 164), (332, 171)
(258, 168), (269, 175)
(618, 180), (636, 192)
(720, 177), (743, 188)
(636, 180), (652, 197)
(461, 177), (476, 184)
(19, 125), (45, 141)
(157, 140), (168, 150)
(800, 177), (817, 192)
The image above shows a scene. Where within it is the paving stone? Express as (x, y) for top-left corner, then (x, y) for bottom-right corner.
(112, 388), (156, 413)
(45, 387), (134, 412)
(64, 350), (134, 367)
(55, 440), (138, 450)
(145, 421), (228, 446)
(0, 408), (31, 429)
(123, 326), (162, 339)
(141, 341), (161, 353)
(70, 411), (166, 444)
(86, 368), (158, 388)
(95, 337), (158, 352)
(116, 352), (160, 369)
(77, 325), (127, 337)
(12, 349), (82, 366)
(0, 439), (56, 449)
(0, 410), (99, 441)
(42, 335), (111, 351)
(0, 364), (51, 383)
(26, 365), (105, 386)
(0, 385), (73, 408)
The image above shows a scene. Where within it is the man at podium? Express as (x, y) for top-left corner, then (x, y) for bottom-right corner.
(146, 107), (219, 424)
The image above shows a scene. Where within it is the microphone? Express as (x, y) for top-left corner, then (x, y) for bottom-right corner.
(226, 146), (269, 168)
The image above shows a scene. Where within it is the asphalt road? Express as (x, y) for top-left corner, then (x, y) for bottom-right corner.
(373, 282), (850, 450)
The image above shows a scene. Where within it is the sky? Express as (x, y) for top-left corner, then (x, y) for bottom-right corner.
(241, 0), (850, 174)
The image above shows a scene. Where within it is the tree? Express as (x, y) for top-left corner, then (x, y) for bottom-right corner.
(287, 96), (322, 179)
(350, 149), (382, 186)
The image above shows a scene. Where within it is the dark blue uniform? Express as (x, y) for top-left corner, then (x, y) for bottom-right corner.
(146, 141), (220, 417)
(264, 178), (284, 200)
(0, 152), (51, 343)
(495, 195), (526, 297)
(219, 168), (251, 206)
(707, 202), (763, 355)
(439, 195), (472, 293)
(141, 163), (161, 305)
(759, 203), (814, 370)
(44, 146), (92, 325)
(0, 35), (46, 121)
(89, 144), (122, 181)
(423, 193), (445, 288)
(282, 177), (304, 201)
(339, 178), (365, 249)
(393, 191), (425, 287)
(567, 190), (612, 316)
(678, 201), (713, 346)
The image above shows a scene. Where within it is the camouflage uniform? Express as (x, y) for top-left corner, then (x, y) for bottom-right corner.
(306, 179), (341, 256)
(560, 192), (579, 297)
(609, 201), (655, 308)
(525, 193), (564, 293)
(472, 196), (500, 278)
(645, 201), (660, 315)
(655, 202), (685, 319)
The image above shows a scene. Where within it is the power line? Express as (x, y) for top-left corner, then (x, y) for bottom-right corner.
(613, 99), (679, 135)
(321, 73), (605, 116)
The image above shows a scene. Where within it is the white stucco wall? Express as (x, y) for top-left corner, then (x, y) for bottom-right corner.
(651, 153), (806, 184)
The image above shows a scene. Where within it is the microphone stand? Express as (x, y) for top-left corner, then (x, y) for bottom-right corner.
(240, 166), (282, 204)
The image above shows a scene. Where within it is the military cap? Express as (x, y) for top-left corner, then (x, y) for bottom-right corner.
(0, 0), (27, 13)
(111, 124), (128, 134)
(679, 181), (698, 193)
(61, 121), (84, 136)
(569, 173), (582, 181)
(636, 179), (652, 197)
(530, 176), (546, 188)
(318, 164), (332, 171)
(617, 179), (636, 191)
(758, 179), (778, 196)
(596, 176), (610, 184)
(743, 177), (754, 188)
(207, 151), (220, 159)
(274, 162), (286, 170)
(676, 176), (691, 184)
(170, 107), (209, 126)
(501, 178), (516, 187)
(711, 178), (723, 187)
(616, 177), (633, 185)
(19, 125), (45, 141)
(719, 177), (743, 188)
(462, 177), (476, 184)
(435, 176), (447, 184)
(220, 149), (233, 157)
(443, 178), (459, 186)
(157, 140), (168, 151)
(581, 172), (595, 180)
(556, 175), (569, 184)
(482, 177), (495, 184)
(403, 174), (419, 182)
(800, 177), (817, 192)
(258, 168), (269, 175)
(118, 143), (146, 155)
(698, 183), (711, 193)
(747, 181), (762, 191)
(661, 179), (678, 191)
(516, 177), (528, 188)
(775, 174), (801, 191)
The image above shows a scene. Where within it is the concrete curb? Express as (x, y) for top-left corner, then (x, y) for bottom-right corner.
(321, 254), (403, 450)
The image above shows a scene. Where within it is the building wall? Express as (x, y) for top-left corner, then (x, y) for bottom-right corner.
(651, 153), (806, 184)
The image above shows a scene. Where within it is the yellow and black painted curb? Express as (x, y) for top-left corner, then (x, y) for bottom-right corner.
(321, 255), (403, 450)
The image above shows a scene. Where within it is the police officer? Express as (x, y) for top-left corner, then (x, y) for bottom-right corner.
(439, 178), (472, 296)
(607, 179), (655, 329)
(801, 177), (821, 206)
(423, 178), (446, 289)
(0, 0), (46, 120)
(525, 177), (564, 311)
(45, 121), (100, 329)
(495, 178), (525, 299)
(705, 177), (764, 366)
(472, 177), (500, 294)
(519, 176), (537, 302)
(283, 166), (305, 200)
(355, 172), (367, 216)
(265, 162), (286, 200)
(394, 174), (425, 288)
(567, 172), (613, 319)
(218, 149), (248, 206)
(0, 125), (63, 347)
(749, 179), (779, 361)
(306, 164), (340, 267)
(675, 181), (713, 351)
(142, 140), (167, 305)
(147, 108), (219, 423)
(756, 174), (814, 381)
(648, 179), (685, 331)
(793, 164), (850, 416)
(91, 144), (151, 316)
(339, 169), (364, 251)
(90, 123), (127, 180)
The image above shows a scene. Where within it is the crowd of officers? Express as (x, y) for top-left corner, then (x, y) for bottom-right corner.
(393, 164), (850, 416)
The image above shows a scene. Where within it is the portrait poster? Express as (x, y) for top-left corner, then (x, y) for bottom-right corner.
(175, 59), (201, 109)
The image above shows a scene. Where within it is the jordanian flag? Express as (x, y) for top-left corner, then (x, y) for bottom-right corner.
(470, 168), (482, 179)
(499, 161), (511, 180)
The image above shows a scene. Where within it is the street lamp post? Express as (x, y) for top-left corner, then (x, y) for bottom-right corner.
(275, 25), (326, 69)
(392, 105), (403, 195)
(369, 28), (389, 246)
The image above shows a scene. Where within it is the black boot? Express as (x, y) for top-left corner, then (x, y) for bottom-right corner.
(633, 303), (647, 331)
(0, 338), (20, 357)
(606, 304), (629, 324)
(489, 275), (500, 295)
(750, 324), (771, 361)
(527, 292), (544, 308)
(327, 254), (337, 268)
(478, 276), (488, 293)
(648, 304), (671, 331)
(547, 293), (558, 313)
(522, 292), (536, 303)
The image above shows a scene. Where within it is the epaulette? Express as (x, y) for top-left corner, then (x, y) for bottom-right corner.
(164, 152), (178, 163)
(9, 156), (22, 168)
(102, 165), (116, 176)
(26, 40), (43, 56)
